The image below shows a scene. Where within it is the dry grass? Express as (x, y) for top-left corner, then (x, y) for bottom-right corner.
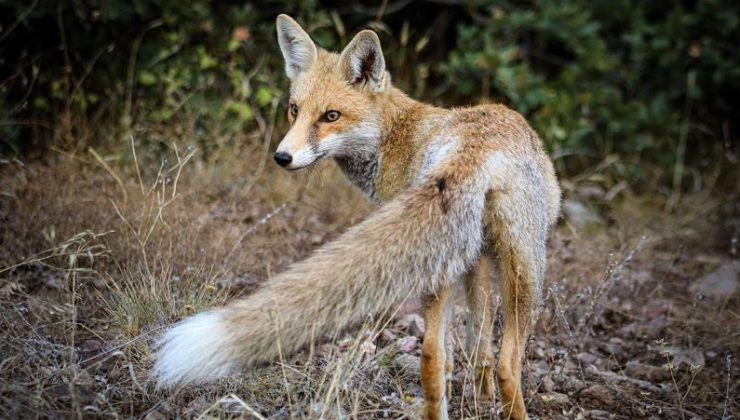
(0, 139), (737, 418)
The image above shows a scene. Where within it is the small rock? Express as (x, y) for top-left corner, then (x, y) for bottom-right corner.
(360, 340), (376, 355)
(629, 270), (654, 284)
(576, 352), (600, 365)
(533, 359), (550, 376)
(392, 353), (420, 377)
(616, 322), (638, 337)
(559, 376), (587, 393)
(640, 315), (667, 338)
(397, 336), (418, 353)
(671, 349), (705, 368)
(689, 261), (739, 298)
(580, 384), (616, 407)
(44, 275), (63, 290)
(78, 339), (105, 355)
(395, 314), (425, 337)
(599, 341), (624, 357)
(74, 368), (94, 387)
(381, 329), (397, 342)
(143, 410), (166, 420)
(541, 374), (556, 392)
(619, 300), (633, 312)
(540, 392), (570, 408)
(587, 409), (614, 419)
(625, 361), (671, 382)
(562, 199), (603, 228)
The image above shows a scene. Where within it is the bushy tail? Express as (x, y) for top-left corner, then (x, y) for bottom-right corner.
(152, 173), (487, 386)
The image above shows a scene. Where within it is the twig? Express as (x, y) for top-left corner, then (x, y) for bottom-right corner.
(582, 237), (646, 334)
(722, 354), (732, 419)
(197, 394), (266, 420)
(375, 0), (389, 22)
(0, 230), (113, 275)
(69, 43), (113, 103)
(667, 72), (696, 211)
(0, 0), (39, 43)
(240, 98), (279, 198)
(90, 147), (128, 204)
(130, 135), (145, 195)
(585, 365), (663, 394)
(168, 142), (195, 200)
(123, 19), (163, 128)
(213, 203), (288, 282)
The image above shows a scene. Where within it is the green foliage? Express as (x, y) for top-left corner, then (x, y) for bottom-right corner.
(0, 0), (737, 190)
(442, 0), (739, 186)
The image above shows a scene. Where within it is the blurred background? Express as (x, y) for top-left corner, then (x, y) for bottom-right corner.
(1, 0), (738, 198)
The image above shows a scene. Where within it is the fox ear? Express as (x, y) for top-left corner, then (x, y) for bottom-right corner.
(276, 14), (317, 80)
(339, 30), (387, 92)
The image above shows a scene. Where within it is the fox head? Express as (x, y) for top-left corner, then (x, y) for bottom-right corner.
(274, 14), (390, 170)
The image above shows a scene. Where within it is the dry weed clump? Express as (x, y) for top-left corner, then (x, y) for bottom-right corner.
(0, 144), (737, 418)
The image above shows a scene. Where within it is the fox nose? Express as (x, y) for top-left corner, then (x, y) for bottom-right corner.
(273, 151), (293, 167)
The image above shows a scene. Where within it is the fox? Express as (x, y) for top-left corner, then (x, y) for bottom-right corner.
(152, 14), (561, 420)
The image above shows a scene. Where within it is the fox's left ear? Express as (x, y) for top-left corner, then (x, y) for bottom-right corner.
(277, 14), (317, 80)
(339, 30), (387, 92)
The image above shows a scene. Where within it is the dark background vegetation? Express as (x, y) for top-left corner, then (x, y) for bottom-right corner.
(2, 0), (738, 195)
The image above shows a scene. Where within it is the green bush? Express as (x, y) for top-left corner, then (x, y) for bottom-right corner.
(0, 0), (737, 191)
(442, 0), (739, 188)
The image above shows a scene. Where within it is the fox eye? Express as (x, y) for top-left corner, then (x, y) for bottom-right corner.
(289, 103), (298, 117)
(323, 110), (341, 122)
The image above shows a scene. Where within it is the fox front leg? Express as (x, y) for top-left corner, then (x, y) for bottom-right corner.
(421, 285), (452, 420)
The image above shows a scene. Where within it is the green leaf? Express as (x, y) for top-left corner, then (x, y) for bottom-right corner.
(225, 100), (253, 121)
(255, 87), (273, 107)
(138, 71), (157, 86)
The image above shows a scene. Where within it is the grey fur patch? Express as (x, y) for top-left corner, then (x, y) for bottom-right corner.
(335, 153), (380, 201)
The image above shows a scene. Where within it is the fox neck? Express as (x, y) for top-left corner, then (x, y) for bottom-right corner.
(335, 87), (438, 203)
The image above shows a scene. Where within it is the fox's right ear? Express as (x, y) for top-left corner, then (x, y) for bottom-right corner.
(338, 30), (387, 92)
(276, 14), (317, 80)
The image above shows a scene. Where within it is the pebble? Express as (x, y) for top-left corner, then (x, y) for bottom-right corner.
(690, 261), (739, 298)
(625, 361), (671, 382)
(580, 384), (616, 407)
(576, 352), (600, 365)
(540, 392), (570, 408)
(395, 313), (425, 337)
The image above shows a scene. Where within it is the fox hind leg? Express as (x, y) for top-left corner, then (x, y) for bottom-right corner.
(464, 255), (496, 402)
(421, 285), (453, 420)
(491, 191), (548, 420)
(444, 307), (455, 401)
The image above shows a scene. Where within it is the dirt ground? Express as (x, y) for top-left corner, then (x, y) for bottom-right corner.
(0, 145), (737, 419)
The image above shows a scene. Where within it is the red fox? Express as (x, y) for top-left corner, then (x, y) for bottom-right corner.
(152, 15), (560, 420)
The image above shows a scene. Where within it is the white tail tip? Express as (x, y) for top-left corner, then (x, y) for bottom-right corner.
(152, 311), (239, 386)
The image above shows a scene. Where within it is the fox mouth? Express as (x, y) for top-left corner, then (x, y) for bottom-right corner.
(286, 151), (328, 171)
